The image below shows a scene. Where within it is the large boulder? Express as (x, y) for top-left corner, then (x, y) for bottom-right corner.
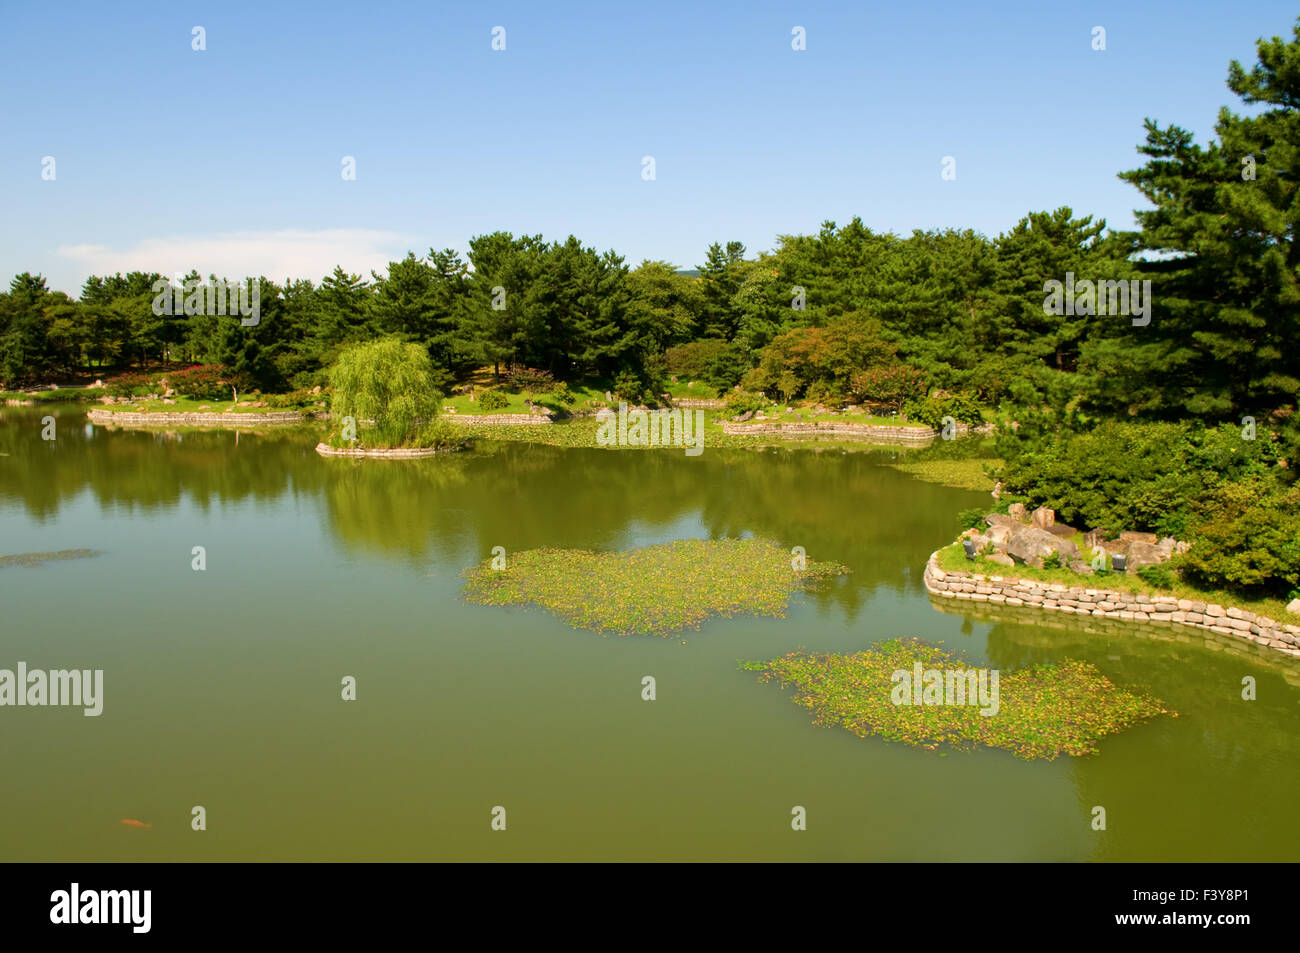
(986, 524), (1013, 547)
(1125, 540), (1164, 573)
(984, 513), (1014, 528)
(1007, 503), (1027, 522)
(1031, 506), (1055, 529)
(1287, 598), (1300, 617)
(1120, 531), (1158, 545)
(1083, 528), (1108, 551)
(1004, 524), (1080, 565)
(986, 553), (1015, 567)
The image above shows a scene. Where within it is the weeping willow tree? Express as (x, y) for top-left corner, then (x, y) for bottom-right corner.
(328, 338), (457, 448)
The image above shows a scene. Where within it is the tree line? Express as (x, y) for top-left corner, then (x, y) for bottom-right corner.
(2, 18), (1296, 438)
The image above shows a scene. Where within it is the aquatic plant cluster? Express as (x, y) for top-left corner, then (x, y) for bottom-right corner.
(0, 548), (99, 569)
(462, 538), (849, 636)
(744, 638), (1173, 760)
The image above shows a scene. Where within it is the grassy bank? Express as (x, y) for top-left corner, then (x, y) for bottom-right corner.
(1, 387), (104, 403)
(886, 457), (1003, 491)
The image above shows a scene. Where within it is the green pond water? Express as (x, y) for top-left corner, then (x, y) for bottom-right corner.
(1, 406), (1298, 861)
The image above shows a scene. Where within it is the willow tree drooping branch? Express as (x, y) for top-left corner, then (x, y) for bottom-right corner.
(327, 338), (447, 449)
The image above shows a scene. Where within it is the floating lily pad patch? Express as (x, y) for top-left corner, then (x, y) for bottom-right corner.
(0, 548), (101, 569)
(743, 638), (1175, 760)
(462, 537), (849, 636)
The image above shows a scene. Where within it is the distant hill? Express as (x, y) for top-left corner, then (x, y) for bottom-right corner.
(675, 269), (700, 278)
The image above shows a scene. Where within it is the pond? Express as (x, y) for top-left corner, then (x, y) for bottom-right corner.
(2, 406), (1297, 860)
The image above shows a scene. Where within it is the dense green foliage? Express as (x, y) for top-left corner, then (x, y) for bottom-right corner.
(476, 389), (509, 411)
(900, 393), (985, 429)
(328, 339), (449, 448)
(1, 18), (1297, 597)
(999, 422), (1281, 536)
(998, 421), (1297, 598)
(1179, 483), (1300, 597)
(2, 22), (1296, 427)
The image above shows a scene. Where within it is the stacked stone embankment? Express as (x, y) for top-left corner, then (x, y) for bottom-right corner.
(314, 443), (455, 458)
(923, 549), (1300, 659)
(445, 413), (552, 426)
(721, 420), (979, 441)
(88, 409), (313, 426)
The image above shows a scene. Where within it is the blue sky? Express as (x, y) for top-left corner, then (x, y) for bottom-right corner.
(2, 0), (1295, 294)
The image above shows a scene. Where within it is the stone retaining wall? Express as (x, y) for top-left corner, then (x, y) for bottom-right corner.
(445, 413), (552, 426)
(88, 409), (314, 426)
(923, 549), (1300, 659)
(670, 398), (725, 409)
(314, 442), (456, 458)
(722, 420), (951, 442)
(934, 593), (1300, 682)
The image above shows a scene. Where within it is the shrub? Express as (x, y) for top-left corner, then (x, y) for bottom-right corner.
(550, 381), (573, 405)
(477, 389), (509, 411)
(849, 364), (928, 409)
(505, 365), (554, 392)
(804, 380), (844, 406)
(103, 372), (157, 398)
(900, 392), (984, 429)
(704, 341), (755, 391)
(1137, 564), (1177, 590)
(747, 314), (898, 402)
(262, 388), (317, 409)
(663, 339), (729, 380)
(164, 364), (231, 402)
(957, 508), (987, 531)
(612, 370), (646, 403)
(1042, 552), (1062, 570)
(724, 390), (767, 417)
(1180, 485), (1300, 598)
(999, 422), (1281, 538)
(417, 418), (467, 450)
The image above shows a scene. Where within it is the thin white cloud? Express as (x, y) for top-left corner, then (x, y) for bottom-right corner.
(54, 229), (413, 288)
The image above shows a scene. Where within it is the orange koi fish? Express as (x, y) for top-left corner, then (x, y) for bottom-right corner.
(120, 818), (152, 829)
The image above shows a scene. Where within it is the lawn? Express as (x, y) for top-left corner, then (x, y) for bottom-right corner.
(662, 379), (721, 399)
(441, 380), (609, 416)
(887, 457), (1003, 490)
